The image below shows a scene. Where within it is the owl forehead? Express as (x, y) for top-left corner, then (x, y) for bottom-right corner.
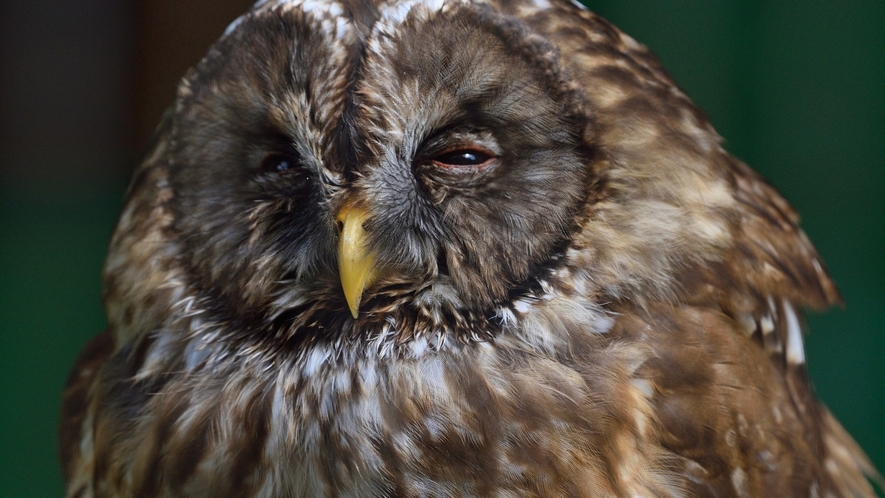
(202, 0), (569, 173)
(226, 0), (477, 40)
(215, 0), (489, 130)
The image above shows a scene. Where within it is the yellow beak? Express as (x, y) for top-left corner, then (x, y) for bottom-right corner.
(336, 205), (378, 318)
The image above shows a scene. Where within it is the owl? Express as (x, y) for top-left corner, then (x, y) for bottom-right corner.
(59, 0), (881, 496)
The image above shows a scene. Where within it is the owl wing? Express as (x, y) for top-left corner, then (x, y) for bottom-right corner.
(726, 158), (840, 311)
(607, 159), (880, 496)
(612, 300), (877, 497)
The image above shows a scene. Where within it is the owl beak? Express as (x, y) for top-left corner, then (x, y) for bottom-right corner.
(336, 205), (378, 318)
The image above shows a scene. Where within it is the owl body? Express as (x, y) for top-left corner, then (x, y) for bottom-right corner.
(60, 0), (880, 496)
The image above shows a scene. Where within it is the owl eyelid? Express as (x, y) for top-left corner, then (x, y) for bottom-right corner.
(429, 147), (497, 171)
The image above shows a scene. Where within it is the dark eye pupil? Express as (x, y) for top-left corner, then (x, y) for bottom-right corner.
(274, 158), (292, 172)
(260, 153), (299, 173)
(435, 150), (491, 166)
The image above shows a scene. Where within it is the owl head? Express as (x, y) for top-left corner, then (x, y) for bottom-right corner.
(102, 0), (837, 354)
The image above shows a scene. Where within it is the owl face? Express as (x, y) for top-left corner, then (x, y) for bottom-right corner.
(165, 2), (593, 342)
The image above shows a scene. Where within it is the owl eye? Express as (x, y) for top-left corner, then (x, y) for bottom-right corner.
(431, 149), (496, 169)
(259, 152), (301, 173)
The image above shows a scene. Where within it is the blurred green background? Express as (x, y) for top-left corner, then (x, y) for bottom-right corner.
(1, 0), (882, 496)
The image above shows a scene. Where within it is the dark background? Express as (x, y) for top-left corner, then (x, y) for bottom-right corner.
(1, 0), (882, 496)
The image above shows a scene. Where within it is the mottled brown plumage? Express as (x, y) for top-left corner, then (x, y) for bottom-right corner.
(61, 0), (880, 496)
